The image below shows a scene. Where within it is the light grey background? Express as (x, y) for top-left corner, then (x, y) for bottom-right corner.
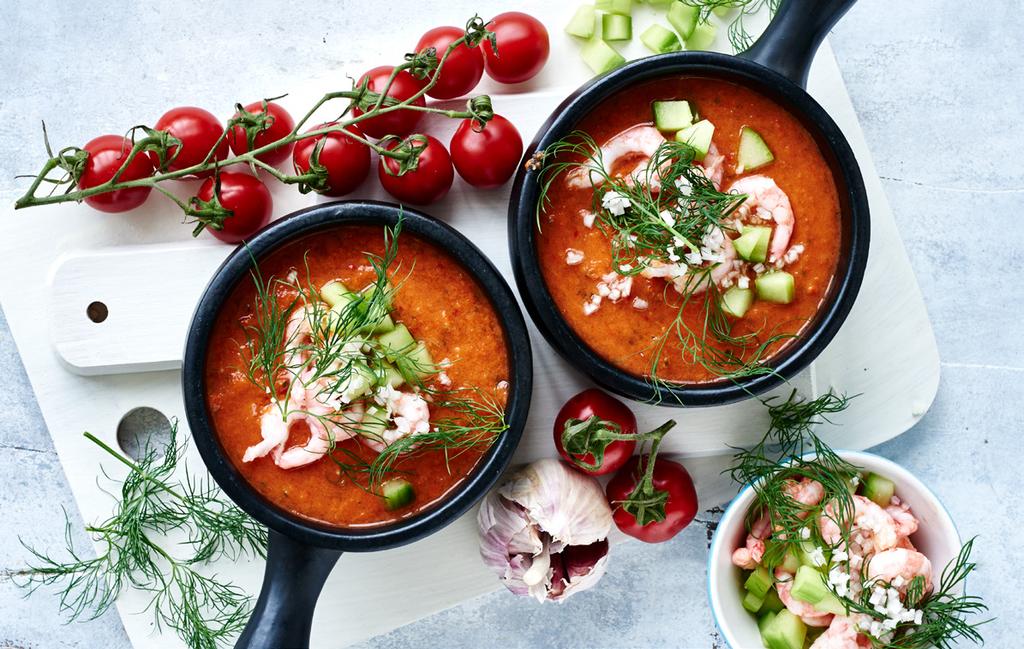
(0, 1), (1018, 647)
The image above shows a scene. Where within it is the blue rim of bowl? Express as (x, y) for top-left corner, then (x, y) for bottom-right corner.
(705, 449), (963, 649)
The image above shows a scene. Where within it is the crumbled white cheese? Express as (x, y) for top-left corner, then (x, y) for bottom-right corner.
(437, 371), (452, 387)
(565, 248), (584, 265)
(737, 276), (750, 290)
(807, 546), (826, 567)
(583, 301), (600, 316)
(675, 175), (692, 196)
(580, 209), (596, 228)
(601, 191), (631, 216)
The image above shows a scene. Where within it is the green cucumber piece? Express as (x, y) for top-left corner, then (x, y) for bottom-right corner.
(761, 610), (806, 649)
(652, 100), (693, 132)
(371, 313), (396, 334)
(408, 341), (435, 379)
(743, 589), (765, 614)
(757, 611), (777, 635)
(686, 21), (717, 50)
(667, 1), (699, 39)
(734, 225), (771, 263)
(674, 119), (715, 160)
(791, 566), (847, 616)
(319, 280), (351, 308)
(744, 565), (772, 599)
(382, 478), (416, 511)
(596, 0), (632, 14)
(361, 405), (390, 440)
(737, 126), (775, 173)
(756, 272), (795, 304)
(566, 5), (597, 39)
(640, 24), (682, 54)
(377, 362), (405, 388)
(863, 472), (896, 507)
(721, 287), (754, 318)
(780, 550), (801, 575)
(341, 363), (377, 402)
(713, 5), (733, 17)
(602, 13), (632, 41)
(580, 38), (626, 74)
(762, 587), (785, 614)
(377, 323), (416, 361)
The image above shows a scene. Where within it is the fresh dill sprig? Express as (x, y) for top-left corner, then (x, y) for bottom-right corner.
(681, 0), (781, 52)
(16, 423), (266, 649)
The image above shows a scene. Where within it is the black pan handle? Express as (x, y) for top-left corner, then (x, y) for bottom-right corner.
(235, 530), (343, 649)
(739, 0), (858, 88)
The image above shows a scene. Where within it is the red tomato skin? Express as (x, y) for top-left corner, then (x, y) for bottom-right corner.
(606, 457), (698, 543)
(152, 106), (227, 175)
(352, 67), (427, 139)
(450, 115), (524, 188)
(416, 26), (485, 100)
(292, 123), (371, 197)
(481, 12), (550, 84)
(228, 101), (295, 166)
(197, 172), (273, 243)
(78, 135), (154, 213)
(553, 388), (637, 476)
(378, 136), (454, 206)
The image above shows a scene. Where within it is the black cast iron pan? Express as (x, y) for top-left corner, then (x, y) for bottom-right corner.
(182, 201), (532, 648)
(508, 0), (870, 406)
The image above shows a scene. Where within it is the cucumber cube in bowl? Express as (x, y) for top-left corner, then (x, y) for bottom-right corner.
(733, 226), (771, 263)
(756, 272), (795, 304)
(721, 287), (754, 318)
(761, 610), (806, 649)
(736, 126), (775, 174)
(652, 100), (693, 132)
(675, 119), (715, 160)
(863, 472), (896, 507)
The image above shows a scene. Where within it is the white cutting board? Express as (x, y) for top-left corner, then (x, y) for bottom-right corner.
(0, 5), (938, 647)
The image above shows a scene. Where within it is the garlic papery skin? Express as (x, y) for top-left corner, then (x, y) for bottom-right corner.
(477, 458), (613, 602)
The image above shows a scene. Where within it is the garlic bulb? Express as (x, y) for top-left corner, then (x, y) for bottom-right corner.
(477, 458), (613, 602)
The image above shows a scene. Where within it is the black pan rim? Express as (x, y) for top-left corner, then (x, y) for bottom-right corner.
(508, 52), (870, 407)
(182, 200), (533, 551)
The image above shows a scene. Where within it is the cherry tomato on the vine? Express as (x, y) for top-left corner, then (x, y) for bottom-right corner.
(352, 66), (427, 139)
(78, 135), (155, 213)
(481, 12), (550, 84)
(196, 172), (272, 243)
(416, 26), (485, 100)
(449, 114), (523, 188)
(606, 455), (698, 544)
(228, 101), (295, 166)
(292, 123), (371, 197)
(378, 135), (454, 205)
(553, 389), (638, 476)
(152, 106), (228, 175)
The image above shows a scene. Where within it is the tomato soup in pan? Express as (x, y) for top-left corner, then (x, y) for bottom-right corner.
(205, 224), (509, 527)
(536, 76), (841, 384)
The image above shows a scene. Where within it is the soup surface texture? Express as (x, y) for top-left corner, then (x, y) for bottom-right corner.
(205, 225), (509, 527)
(536, 76), (841, 384)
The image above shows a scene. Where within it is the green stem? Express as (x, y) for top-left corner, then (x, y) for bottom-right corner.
(82, 432), (187, 503)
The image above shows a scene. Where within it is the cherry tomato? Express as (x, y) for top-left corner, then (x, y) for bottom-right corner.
(228, 101), (295, 166)
(481, 12), (550, 84)
(292, 123), (371, 197)
(553, 389), (637, 476)
(449, 114), (523, 188)
(151, 106), (227, 175)
(78, 135), (154, 213)
(416, 26), (485, 100)
(196, 172), (272, 243)
(352, 66), (427, 139)
(606, 455), (698, 543)
(378, 135), (454, 205)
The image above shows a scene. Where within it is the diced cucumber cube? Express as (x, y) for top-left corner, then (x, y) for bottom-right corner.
(757, 611), (777, 635)
(721, 287), (754, 318)
(602, 13), (632, 41)
(361, 405), (390, 441)
(382, 478), (416, 511)
(566, 5), (597, 39)
(743, 589), (765, 614)
(686, 21), (717, 50)
(674, 119), (715, 161)
(780, 550), (801, 575)
(736, 126), (775, 174)
(791, 566), (846, 616)
(377, 323), (416, 361)
(667, 1), (699, 39)
(761, 610), (806, 649)
(596, 0), (632, 14)
(762, 587), (785, 614)
(863, 472), (896, 508)
(755, 272), (795, 304)
(319, 280), (351, 308)
(341, 362), (377, 402)
(744, 565), (773, 599)
(580, 38), (626, 74)
(640, 24), (682, 54)
(733, 225), (771, 263)
(361, 281), (393, 310)
(371, 313), (396, 334)
(377, 362), (405, 388)
(652, 100), (693, 132)
(408, 341), (435, 379)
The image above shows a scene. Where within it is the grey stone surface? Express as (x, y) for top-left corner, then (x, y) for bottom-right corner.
(0, 0), (1019, 647)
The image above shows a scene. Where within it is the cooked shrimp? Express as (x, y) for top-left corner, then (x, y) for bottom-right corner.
(731, 514), (772, 569)
(820, 496), (899, 555)
(567, 125), (666, 189)
(886, 502), (919, 539)
(727, 175), (794, 262)
(699, 143), (726, 190)
(360, 390), (432, 453)
(867, 548), (933, 595)
(784, 478), (826, 508)
(802, 613), (835, 628)
(809, 615), (871, 649)
(276, 404), (365, 470)
(243, 407), (296, 463)
(776, 570), (828, 619)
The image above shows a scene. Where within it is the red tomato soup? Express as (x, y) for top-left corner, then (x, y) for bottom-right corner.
(536, 77), (841, 384)
(205, 225), (509, 527)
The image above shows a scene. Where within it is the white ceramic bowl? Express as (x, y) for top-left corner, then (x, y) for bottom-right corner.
(707, 450), (962, 649)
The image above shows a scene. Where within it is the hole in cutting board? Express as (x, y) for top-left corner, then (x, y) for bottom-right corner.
(87, 301), (108, 323)
(116, 407), (173, 461)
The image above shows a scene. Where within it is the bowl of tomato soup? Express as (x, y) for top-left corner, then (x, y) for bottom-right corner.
(509, 51), (869, 406)
(182, 201), (531, 648)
